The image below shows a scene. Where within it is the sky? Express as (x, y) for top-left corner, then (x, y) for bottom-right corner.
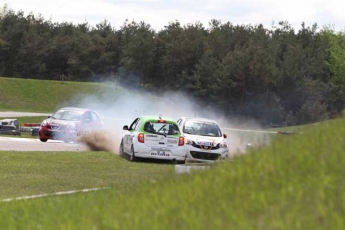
(3, 0), (345, 32)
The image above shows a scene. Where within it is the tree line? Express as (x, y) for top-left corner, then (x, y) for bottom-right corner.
(0, 6), (344, 126)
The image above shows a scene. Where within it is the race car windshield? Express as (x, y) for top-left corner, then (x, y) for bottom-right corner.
(52, 110), (84, 121)
(183, 121), (222, 137)
(144, 122), (180, 135)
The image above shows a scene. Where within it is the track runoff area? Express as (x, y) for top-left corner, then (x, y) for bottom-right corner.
(1, 121), (301, 202)
(221, 127), (303, 135)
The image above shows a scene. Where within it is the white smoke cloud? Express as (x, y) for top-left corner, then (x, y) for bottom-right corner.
(58, 80), (270, 156)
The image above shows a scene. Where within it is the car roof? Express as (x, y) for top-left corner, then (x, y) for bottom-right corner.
(181, 117), (219, 124)
(58, 107), (93, 112)
(139, 116), (177, 123)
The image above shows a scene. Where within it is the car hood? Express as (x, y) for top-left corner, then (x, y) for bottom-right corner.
(183, 133), (225, 144)
(45, 118), (78, 126)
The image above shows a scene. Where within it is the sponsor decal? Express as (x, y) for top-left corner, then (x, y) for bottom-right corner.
(195, 141), (214, 150)
(196, 141), (213, 146)
(151, 147), (170, 151)
(150, 152), (170, 157)
(167, 139), (178, 144)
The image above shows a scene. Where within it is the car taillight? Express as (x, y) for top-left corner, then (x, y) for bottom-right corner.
(138, 133), (145, 143)
(178, 136), (184, 146)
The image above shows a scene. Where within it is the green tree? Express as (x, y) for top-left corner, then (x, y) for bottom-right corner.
(118, 20), (155, 88)
(322, 27), (345, 89)
(155, 21), (206, 90)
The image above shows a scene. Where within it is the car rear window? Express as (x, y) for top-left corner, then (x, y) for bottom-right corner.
(144, 122), (180, 135)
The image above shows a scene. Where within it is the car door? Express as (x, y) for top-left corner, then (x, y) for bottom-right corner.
(80, 111), (101, 131)
(89, 111), (102, 130)
(124, 118), (141, 153)
(80, 112), (91, 131)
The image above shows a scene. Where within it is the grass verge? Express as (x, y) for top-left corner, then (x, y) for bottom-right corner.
(0, 77), (124, 112)
(0, 151), (174, 199)
(0, 117), (344, 229)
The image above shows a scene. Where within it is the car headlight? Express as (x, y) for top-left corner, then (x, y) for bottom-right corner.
(41, 120), (48, 126)
(66, 123), (77, 130)
(219, 141), (228, 148)
(185, 139), (193, 145)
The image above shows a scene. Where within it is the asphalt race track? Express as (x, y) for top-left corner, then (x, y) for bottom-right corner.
(0, 137), (89, 151)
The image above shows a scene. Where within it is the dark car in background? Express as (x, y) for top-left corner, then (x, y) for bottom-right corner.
(39, 107), (103, 143)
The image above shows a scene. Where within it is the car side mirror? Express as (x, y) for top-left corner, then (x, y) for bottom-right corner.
(223, 133), (227, 138)
(47, 115), (51, 118)
(123, 125), (129, 130)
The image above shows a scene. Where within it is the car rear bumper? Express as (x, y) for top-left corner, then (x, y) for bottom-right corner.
(134, 145), (186, 161)
(138, 153), (186, 161)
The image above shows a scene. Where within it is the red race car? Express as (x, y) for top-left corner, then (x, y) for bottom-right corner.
(38, 107), (103, 143)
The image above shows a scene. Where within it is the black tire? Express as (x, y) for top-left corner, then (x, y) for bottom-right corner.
(129, 145), (136, 162)
(39, 138), (48, 142)
(119, 140), (125, 156)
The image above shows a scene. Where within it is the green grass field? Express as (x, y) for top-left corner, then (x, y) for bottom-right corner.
(0, 116), (343, 229)
(0, 77), (124, 112)
(0, 151), (174, 199)
(0, 77), (344, 229)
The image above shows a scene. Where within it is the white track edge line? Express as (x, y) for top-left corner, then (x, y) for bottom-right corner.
(2, 187), (109, 202)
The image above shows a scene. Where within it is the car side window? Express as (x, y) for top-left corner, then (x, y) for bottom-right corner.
(134, 120), (141, 131)
(168, 124), (180, 135)
(129, 118), (139, 130)
(84, 112), (92, 123)
(144, 122), (156, 133)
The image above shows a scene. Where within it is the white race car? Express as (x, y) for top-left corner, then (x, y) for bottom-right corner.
(119, 116), (186, 163)
(177, 117), (229, 163)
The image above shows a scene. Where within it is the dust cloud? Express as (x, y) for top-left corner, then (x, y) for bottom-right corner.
(63, 82), (270, 156)
(77, 130), (118, 152)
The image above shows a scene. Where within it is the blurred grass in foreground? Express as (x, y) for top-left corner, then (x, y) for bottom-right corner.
(0, 117), (344, 229)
